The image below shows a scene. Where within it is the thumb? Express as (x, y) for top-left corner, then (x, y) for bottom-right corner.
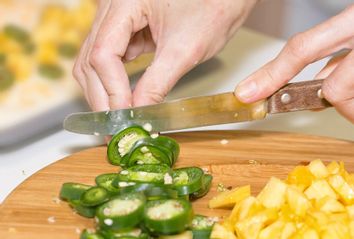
(132, 42), (203, 106)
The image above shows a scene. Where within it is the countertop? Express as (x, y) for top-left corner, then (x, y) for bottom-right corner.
(0, 28), (353, 204)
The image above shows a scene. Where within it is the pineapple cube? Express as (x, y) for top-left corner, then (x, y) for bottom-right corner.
(327, 161), (341, 175)
(229, 196), (263, 223)
(321, 222), (350, 239)
(328, 175), (354, 205)
(291, 225), (319, 239)
(287, 165), (314, 190)
(315, 196), (345, 213)
(346, 205), (354, 219)
(349, 221), (354, 238)
(258, 220), (284, 239)
(210, 223), (237, 239)
(286, 186), (311, 217)
(305, 210), (329, 233)
(308, 159), (329, 179)
(304, 179), (337, 200)
(235, 208), (278, 239)
(281, 222), (296, 239)
(209, 185), (250, 209)
(257, 177), (287, 209)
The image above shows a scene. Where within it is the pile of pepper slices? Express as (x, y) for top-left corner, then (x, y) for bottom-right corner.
(59, 124), (215, 239)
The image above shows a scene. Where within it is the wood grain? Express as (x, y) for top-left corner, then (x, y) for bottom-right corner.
(0, 130), (354, 239)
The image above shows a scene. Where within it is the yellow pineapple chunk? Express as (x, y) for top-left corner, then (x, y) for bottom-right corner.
(235, 208), (278, 239)
(328, 175), (354, 205)
(346, 205), (354, 219)
(257, 177), (287, 209)
(306, 210), (329, 233)
(210, 223), (237, 239)
(315, 196), (345, 213)
(349, 221), (354, 238)
(159, 231), (193, 239)
(258, 220), (284, 239)
(229, 196), (263, 223)
(287, 165), (314, 190)
(209, 185), (250, 209)
(286, 186), (312, 217)
(304, 179), (337, 200)
(281, 222), (296, 239)
(327, 161), (341, 175)
(308, 159), (329, 179)
(321, 222), (350, 239)
(291, 225), (319, 239)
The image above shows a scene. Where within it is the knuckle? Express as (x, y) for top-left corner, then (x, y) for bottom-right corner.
(322, 80), (340, 103)
(89, 44), (106, 67)
(141, 89), (166, 104)
(286, 33), (310, 61)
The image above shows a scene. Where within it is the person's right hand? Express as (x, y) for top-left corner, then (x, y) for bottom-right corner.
(73, 0), (258, 112)
(235, 5), (354, 123)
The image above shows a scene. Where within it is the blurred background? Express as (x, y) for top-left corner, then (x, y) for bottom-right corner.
(0, 0), (353, 148)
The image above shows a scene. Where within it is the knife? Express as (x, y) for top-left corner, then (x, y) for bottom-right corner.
(64, 79), (331, 135)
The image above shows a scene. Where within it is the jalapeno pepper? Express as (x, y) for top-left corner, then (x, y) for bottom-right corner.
(143, 199), (193, 235)
(190, 215), (215, 239)
(39, 63), (64, 80)
(191, 174), (213, 199)
(172, 167), (204, 196)
(0, 67), (14, 92)
(107, 125), (150, 166)
(69, 200), (96, 218)
(95, 173), (120, 194)
(99, 228), (150, 239)
(116, 165), (172, 184)
(60, 182), (91, 201)
(58, 42), (79, 58)
(4, 24), (30, 44)
(80, 186), (110, 207)
(80, 229), (105, 239)
(96, 192), (146, 231)
(152, 136), (180, 165)
(126, 137), (173, 167)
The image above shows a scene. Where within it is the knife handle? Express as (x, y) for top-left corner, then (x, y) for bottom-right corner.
(267, 79), (332, 114)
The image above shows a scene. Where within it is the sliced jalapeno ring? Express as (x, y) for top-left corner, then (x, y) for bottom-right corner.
(172, 167), (204, 195)
(69, 200), (96, 218)
(107, 125), (150, 166)
(0, 53), (6, 65)
(191, 174), (213, 200)
(96, 192), (146, 231)
(127, 142), (171, 167)
(190, 215), (215, 239)
(59, 182), (91, 201)
(152, 136), (180, 165)
(58, 42), (79, 58)
(4, 24), (30, 43)
(80, 229), (105, 239)
(95, 173), (120, 194)
(80, 186), (110, 207)
(143, 199), (193, 235)
(39, 63), (64, 80)
(117, 165), (171, 184)
(98, 228), (149, 239)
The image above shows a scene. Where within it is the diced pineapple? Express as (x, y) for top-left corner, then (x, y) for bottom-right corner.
(349, 221), (354, 238)
(346, 205), (354, 219)
(308, 159), (329, 179)
(328, 175), (354, 205)
(315, 196), (345, 213)
(209, 185), (250, 209)
(321, 222), (350, 239)
(7, 53), (33, 80)
(286, 186), (312, 217)
(235, 208), (278, 239)
(281, 222), (296, 239)
(304, 179), (337, 200)
(258, 220), (284, 239)
(36, 42), (58, 64)
(210, 223), (237, 239)
(257, 177), (287, 209)
(291, 224), (319, 239)
(287, 165), (314, 190)
(159, 231), (193, 239)
(305, 210), (329, 233)
(229, 196), (263, 223)
(327, 161), (341, 175)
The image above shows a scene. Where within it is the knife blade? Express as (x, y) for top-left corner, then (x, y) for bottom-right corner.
(64, 79), (331, 135)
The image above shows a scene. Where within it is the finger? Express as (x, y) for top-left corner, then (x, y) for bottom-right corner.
(322, 51), (354, 123)
(234, 6), (354, 103)
(133, 40), (204, 106)
(315, 50), (350, 79)
(89, 1), (148, 109)
(74, 0), (111, 110)
(124, 28), (156, 62)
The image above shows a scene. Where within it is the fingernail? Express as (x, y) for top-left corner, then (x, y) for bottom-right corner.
(235, 81), (258, 101)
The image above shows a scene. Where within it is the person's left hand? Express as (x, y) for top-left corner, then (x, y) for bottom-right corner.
(234, 5), (354, 123)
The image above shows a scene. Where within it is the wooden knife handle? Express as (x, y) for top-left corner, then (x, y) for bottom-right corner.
(267, 79), (332, 114)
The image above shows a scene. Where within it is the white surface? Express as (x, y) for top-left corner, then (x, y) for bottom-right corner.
(0, 28), (353, 204)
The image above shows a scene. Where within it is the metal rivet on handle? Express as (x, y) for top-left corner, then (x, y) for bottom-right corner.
(317, 89), (324, 99)
(280, 93), (291, 104)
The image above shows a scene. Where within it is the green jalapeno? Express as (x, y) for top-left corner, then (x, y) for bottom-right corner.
(99, 228), (150, 239)
(59, 182), (91, 201)
(80, 229), (105, 239)
(95, 173), (120, 194)
(107, 125), (149, 166)
(39, 63), (64, 80)
(190, 215), (215, 239)
(96, 192), (146, 231)
(116, 165), (171, 184)
(58, 42), (79, 58)
(69, 200), (96, 218)
(172, 167), (204, 195)
(0, 67), (14, 92)
(191, 174), (213, 199)
(4, 24), (30, 43)
(143, 199), (193, 235)
(80, 186), (110, 207)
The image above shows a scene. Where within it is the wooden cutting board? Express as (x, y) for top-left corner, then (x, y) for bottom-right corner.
(1, 130), (354, 239)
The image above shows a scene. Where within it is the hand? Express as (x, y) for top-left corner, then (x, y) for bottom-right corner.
(234, 5), (354, 123)
(73, 0), (258, 111)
